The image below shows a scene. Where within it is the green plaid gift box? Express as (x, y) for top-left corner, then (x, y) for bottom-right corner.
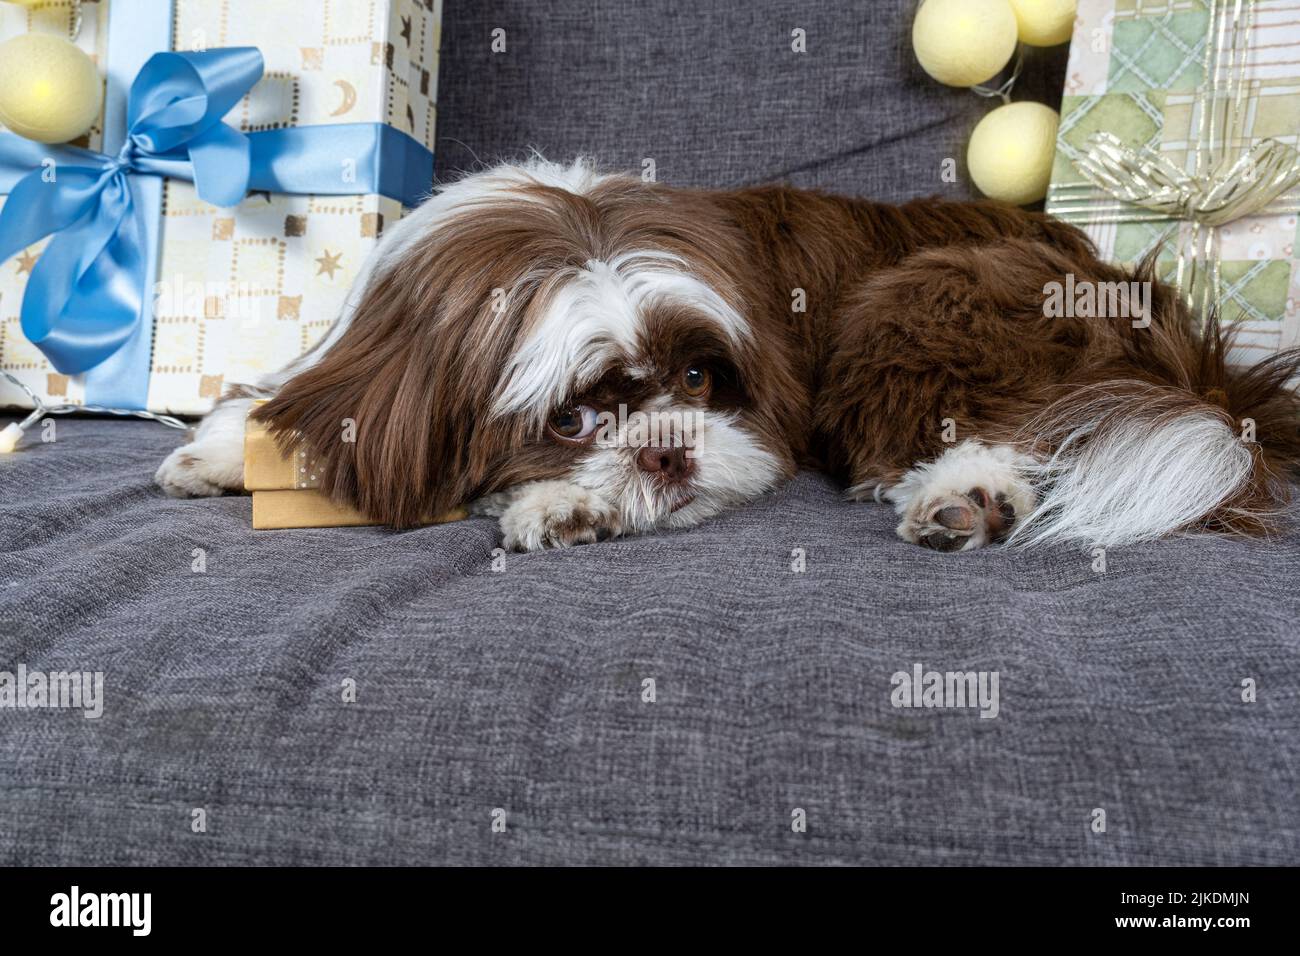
(1046, 0), (1300, 363)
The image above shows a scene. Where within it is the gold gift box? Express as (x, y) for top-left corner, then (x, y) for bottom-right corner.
(243, 403), (466, 530)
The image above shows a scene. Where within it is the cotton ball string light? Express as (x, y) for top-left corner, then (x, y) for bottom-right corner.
(0, 422), (22, 454)
(0, 371), (187, 455)
(1008, 0), (1077, 47)
(912, 0), (1019, 87)
(0, 33), (102, 143)
(967, 101), (1060, 205)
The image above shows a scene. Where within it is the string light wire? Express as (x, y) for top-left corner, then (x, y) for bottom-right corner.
(0, 370), (188, 453)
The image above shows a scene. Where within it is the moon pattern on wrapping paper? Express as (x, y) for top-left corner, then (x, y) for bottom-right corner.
(330, 79), (357, 117)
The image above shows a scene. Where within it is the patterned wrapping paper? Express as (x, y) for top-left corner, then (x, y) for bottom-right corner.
(0, 0), (441, 415)
(1046, 0), (1300, 362)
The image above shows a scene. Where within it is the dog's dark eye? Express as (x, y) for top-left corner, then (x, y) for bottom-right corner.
(549, 404), (599, 441)
(682, 365), (711, 398)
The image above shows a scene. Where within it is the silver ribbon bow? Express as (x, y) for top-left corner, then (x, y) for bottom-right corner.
(1052, 0), (1300, 324)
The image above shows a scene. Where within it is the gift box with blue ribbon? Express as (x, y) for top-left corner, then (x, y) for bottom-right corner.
(0, 0), (440, 414)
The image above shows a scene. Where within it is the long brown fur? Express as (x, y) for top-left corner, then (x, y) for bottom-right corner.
(254, 178), (808, 527)
(814, 238), (1300, 535)
(254, 171), (1300, 539)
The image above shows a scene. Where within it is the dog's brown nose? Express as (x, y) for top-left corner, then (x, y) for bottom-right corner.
(636, 445), (694, 483)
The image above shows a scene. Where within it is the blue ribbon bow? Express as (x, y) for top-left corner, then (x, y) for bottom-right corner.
(0, 47), (432, 378)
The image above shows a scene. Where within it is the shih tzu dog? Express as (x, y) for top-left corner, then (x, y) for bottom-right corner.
(156, 158), (1300, 552)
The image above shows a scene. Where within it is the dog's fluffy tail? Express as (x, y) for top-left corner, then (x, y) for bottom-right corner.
(1008, 320), (1300, 548)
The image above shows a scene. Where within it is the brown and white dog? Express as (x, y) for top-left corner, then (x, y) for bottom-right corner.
(156, 158), (1300, 551)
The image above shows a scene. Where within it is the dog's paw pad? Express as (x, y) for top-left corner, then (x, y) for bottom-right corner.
(919, 529), (968, 552)
(898, 486), (1024, 552)
(933, 502), (976, 531)
(885, 442), (1038, 553)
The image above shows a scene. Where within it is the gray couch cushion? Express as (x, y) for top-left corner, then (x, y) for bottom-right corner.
(434, 0), (1067, 198)
(1, 418), (1297, 864)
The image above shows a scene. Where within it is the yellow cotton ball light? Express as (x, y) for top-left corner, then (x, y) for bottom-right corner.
(0, 33), (102, 144)
(0, 422), (22, 454)
(967, 101), (1060, 205)
(912, 0), (1018, 87)
(1008, 0), (1077, 47)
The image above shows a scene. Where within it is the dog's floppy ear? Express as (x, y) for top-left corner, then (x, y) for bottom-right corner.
(252, 219), (527, 528)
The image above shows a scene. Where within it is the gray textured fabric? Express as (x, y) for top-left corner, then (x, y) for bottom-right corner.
(434, 0), (1067, 198)
(3, 1), (1299, 866)
(2, 418), (1298, 865)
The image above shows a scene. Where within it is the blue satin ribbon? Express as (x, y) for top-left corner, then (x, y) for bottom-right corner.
(0, 46), (432, 380)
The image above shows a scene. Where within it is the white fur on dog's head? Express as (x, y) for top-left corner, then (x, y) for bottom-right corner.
(254, 158), (802, 532)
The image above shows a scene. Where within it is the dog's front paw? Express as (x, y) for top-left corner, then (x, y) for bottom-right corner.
(499, 481), (620, 551)
(154, 442), (243, 498)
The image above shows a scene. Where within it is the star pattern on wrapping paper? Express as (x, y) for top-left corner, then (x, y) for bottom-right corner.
(400, 15), (412, 46)
(315, 248), (344, 280)
(15, 249), (39, 276)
